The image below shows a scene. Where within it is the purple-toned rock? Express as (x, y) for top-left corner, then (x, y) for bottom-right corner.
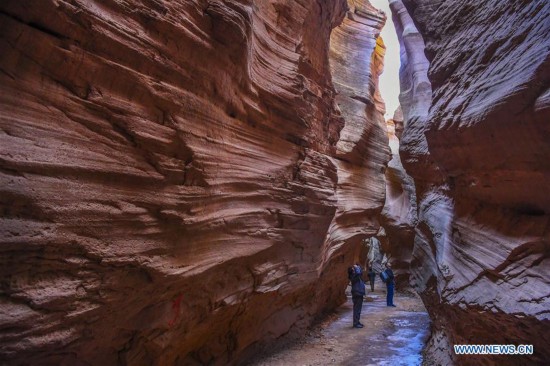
(392, 0), (550, 364)
(380, 110), (417, 286)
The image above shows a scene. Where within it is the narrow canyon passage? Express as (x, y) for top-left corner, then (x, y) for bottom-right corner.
(1, 0), (549, 365)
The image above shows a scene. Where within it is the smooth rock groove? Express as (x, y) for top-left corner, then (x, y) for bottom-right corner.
(391, 0), (550, 364)
(379, 106), (417, 287)
(0, 0), (390, 364)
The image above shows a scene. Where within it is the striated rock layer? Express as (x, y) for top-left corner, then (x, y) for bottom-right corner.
(380, 107), (417, 287)
(392, 0), (550, 364)
(0, 0), (389, 364)
(326, 0), (389, 272)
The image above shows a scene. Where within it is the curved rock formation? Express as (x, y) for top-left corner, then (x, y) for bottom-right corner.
(380, 107), (417, 287)
(325, 0), (390, 272)
(0, 0), (389, 364)
(392, 0), (550, 364)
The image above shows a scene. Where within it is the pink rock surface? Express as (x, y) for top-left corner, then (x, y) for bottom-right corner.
(380, 109), (417, 286)
(0, 0), (389, 364)
(392, 0), (550, 364)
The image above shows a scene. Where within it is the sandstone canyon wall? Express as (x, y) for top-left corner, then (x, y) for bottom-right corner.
(0, 0), (389, 364)
(379, 107), (417, 287)
(391, 0), (550, 364)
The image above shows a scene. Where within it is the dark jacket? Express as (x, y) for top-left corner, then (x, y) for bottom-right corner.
(350, 266), (366, 296)
(384, 268), (395, 286)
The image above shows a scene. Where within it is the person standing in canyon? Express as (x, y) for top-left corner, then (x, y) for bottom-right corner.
(348, 263), (366, 328)
(384, 263), (396, 307)
(367, 266), (376, 292)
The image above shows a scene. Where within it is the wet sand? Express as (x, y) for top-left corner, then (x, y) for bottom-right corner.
(250, 288), (430, 366)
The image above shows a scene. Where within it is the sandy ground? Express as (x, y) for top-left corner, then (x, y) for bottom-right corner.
(248, 287), (430, 366)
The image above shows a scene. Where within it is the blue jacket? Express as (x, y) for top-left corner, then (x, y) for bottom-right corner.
(350, 266), (366, 296)
(384, 268), (395, 286)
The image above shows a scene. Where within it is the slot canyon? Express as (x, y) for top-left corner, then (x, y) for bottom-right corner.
(0, 0), (548, 365)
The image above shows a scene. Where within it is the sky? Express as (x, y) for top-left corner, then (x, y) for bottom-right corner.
(370, 0), (401, 119)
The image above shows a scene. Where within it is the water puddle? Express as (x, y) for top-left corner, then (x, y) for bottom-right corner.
(357, 311), (430, 366)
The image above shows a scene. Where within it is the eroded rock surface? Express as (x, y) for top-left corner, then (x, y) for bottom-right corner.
(392, 0), (550, 364)
(0, 0), (389, 364)
(380, 108), (417, 286)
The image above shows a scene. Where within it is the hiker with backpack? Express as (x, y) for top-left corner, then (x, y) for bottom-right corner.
(348, 263), (366, 328)
(380, 262), (396, 307)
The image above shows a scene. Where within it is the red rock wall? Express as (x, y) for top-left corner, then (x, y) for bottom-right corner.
(392, 0), (550, 364)
(380, 107), (417, 286)
(0, 0), (389, 364)
(325, 0), (390, 268)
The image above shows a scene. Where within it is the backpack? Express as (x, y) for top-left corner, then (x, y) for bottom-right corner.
(348, 266), (354, 281)
(380, 270), (389, 283)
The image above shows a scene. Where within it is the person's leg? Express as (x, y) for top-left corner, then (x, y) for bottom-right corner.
(357, 296), (363, 324)
(352, 296), (359, 325)
(386, 285), (390, 306)
(370, 280), (374, 292)
(389, 283), (394, 306)
(352, 296), (363, 326)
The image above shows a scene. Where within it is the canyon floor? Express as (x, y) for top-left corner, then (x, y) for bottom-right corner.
(249, 288), (430, 366)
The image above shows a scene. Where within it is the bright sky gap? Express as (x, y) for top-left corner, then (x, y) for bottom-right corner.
(371, 0), (400, 119)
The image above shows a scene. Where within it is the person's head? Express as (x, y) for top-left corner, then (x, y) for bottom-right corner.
(386, 262), (392, 268)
